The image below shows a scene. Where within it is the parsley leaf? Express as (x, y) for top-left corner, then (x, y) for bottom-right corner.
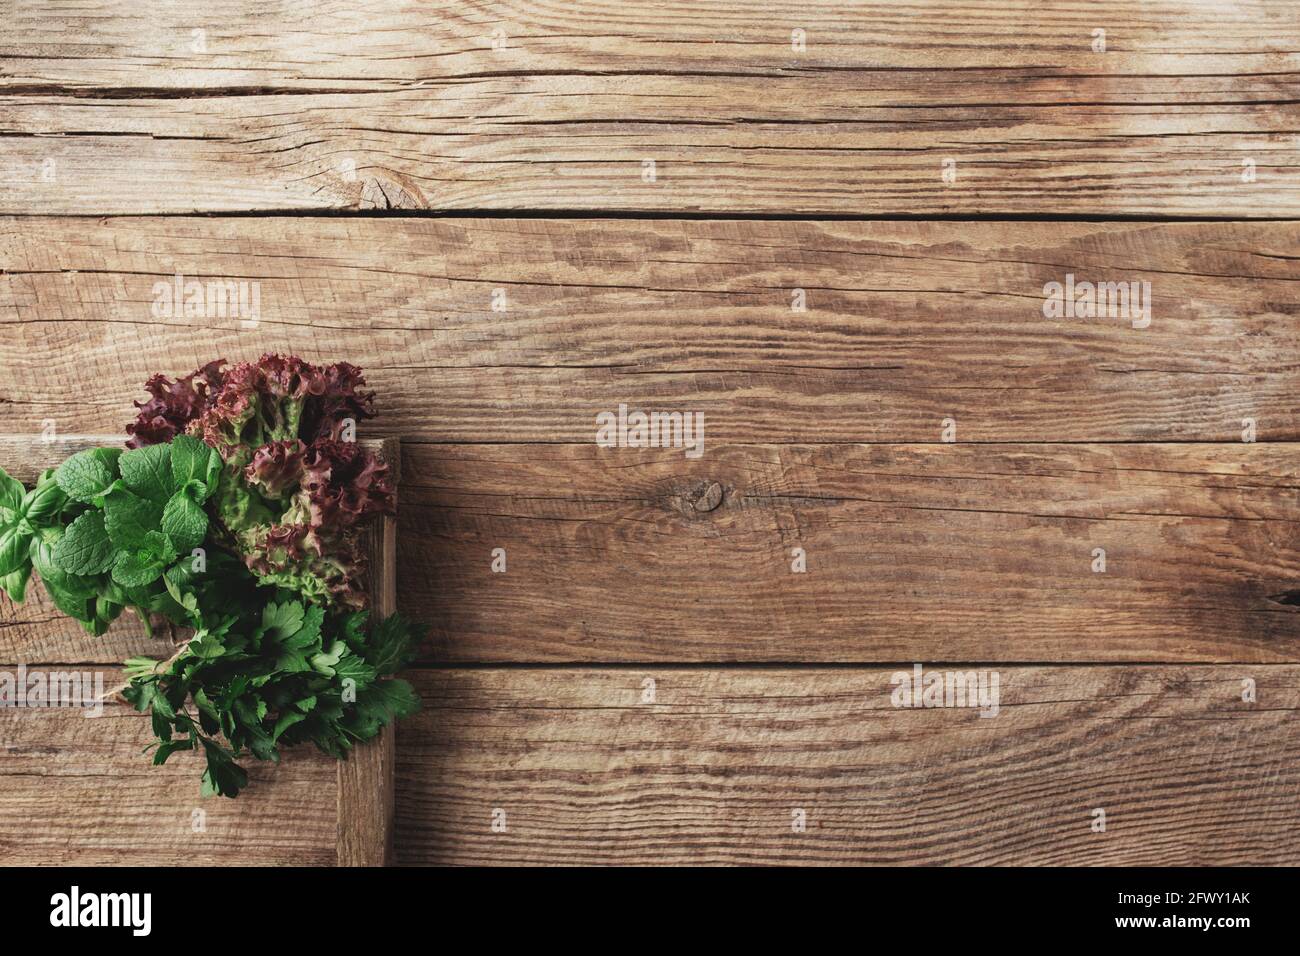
(364, 612), (424, 675)
(261, 601), (305, 641)
(199, 738), (248, 798)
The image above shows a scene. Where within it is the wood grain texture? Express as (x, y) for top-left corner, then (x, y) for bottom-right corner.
(4, 2), (1300, 868)
(2, 1), (1298, 214)
(398, 441), (1300, 663)
(3, 216), (1298, 444)
(394, 666), (1300, 866)
(0, 668), (337, 865)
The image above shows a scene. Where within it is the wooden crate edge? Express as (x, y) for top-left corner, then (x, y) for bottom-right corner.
(337, 437), (400, 866)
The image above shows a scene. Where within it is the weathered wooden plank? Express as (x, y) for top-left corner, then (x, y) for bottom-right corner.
(10, 0), (1298, 89)
(3, 217), (1297, 444)
(1, 1), (1298, 214)
(394, 666), (1300, 866)
(0, 667), (337, 865)
(5, 436), (1299, 665)
(397, 441), (1300, 663)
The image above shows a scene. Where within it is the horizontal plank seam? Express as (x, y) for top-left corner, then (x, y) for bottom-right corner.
(6, 210), (1300, 224)
(7, 661), (1293, 670)
(388, 439), (1300, 447)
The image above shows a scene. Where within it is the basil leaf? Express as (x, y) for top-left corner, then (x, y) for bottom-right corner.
(42, 579), (94, 622)
(21, 479), (67, 525)
(0, 465), (24, 512)
(0, 524), (32, 578)
(0, 564), (31, 602)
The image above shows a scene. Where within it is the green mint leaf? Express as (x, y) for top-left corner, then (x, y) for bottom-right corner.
(142, 530), (178, 565)
(111, 550), (164, 588)
(170, 435), (218, 500)
(102, 487), (163, 549)
(93, 447), (123, 472)
(29, 534), (97, 597)
(119, 443), (173, 504)
(161, 490), (207, 553)
(51, 510), (115, 575)
(55, 449), (118, 503)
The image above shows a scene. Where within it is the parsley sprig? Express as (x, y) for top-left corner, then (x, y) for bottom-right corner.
(124, 602), (420, 797)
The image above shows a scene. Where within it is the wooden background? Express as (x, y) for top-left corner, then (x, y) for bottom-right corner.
(1, 0), (1298, 865)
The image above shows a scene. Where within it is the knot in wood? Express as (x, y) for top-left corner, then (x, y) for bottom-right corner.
(690, 480), (724, 512)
